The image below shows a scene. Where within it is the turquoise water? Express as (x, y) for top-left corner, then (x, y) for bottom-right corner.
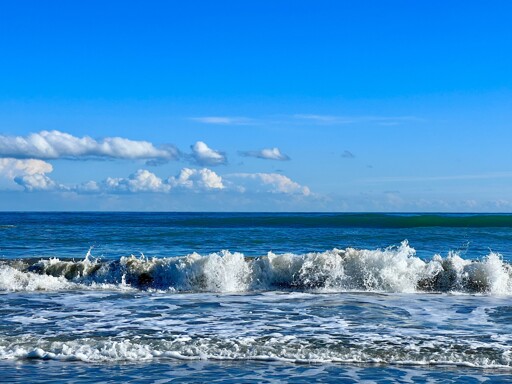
(1, 212), (512, 382)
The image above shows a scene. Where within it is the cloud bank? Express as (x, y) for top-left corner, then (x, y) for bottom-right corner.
(0, 131), (312, 199)
(0, 130), (178, 161)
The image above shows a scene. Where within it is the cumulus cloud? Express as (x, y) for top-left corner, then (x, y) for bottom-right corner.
(0, 158), (53, 178)
(2, 156), (308, 199)
(190, 141), (226, 166)
(0, 130), (178, 161)
(239, 147), (290, 161)
(14, 173), (59, 191)
(231, 173), (311, 196)
(104, 170), (171, 193)
(169, 168), (224, 190)
(71, 168), (225, 194)
(0, 157), (59, 191)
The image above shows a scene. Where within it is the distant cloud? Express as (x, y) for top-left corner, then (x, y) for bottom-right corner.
(361, 171), (512, 184)
(239, 147), (290, 161)
(191, 116), (254, 125)
(74, 168), (224, 194)
(0, 130), (178, 161)
(341, 150), (355, 159)
(294, 114), (353, 124)
(293, 114), (421, 126)
(10, 164), (311, 199)
(231, 173), (311, 196)
(190, 141), (226, 166)
(169, 168), (224, 190)
(104, 170), (171, 193)
(14, 173), (60, 192)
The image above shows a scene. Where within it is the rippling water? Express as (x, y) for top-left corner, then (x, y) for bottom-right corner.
(1, 212), (512, 382)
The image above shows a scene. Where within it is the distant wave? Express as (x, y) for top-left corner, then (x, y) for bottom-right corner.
(2, 242), (511, 294)
(156, 213), (512, 228)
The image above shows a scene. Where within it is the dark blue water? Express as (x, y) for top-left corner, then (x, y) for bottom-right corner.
(1, 212), (511, 260)
(1, 212), (512, 382)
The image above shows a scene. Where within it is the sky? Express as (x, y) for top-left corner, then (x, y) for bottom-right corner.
(0, 0), (511, 211)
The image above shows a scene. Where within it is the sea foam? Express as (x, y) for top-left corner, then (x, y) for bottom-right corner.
(1, 241), (511, 294)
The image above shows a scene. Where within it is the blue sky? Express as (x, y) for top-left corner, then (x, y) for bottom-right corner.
(0, 1), (511, 211)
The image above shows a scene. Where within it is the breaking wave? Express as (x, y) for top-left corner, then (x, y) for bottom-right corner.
(2, 336), (510, 368)
(1, 242), (511, 294)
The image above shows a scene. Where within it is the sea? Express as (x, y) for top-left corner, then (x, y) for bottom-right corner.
(1, 212), (512, 383)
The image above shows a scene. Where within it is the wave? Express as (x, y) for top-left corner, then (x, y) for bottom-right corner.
(1, 242), (511, 294)
(0, 336), (509, 368)
(170, 213), (512, 228)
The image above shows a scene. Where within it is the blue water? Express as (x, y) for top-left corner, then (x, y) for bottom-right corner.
(1, 212), (512, 382)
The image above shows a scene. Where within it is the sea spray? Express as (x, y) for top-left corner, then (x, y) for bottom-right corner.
(1, 242), (511, 294)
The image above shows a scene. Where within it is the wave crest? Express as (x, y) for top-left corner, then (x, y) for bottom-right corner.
(1, 242), (511, 294)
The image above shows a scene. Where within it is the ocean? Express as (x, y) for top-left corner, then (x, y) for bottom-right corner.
(1, 212), (512, 383)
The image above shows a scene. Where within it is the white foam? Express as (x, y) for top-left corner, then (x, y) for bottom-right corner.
(1, 242), (511, 294)
(0, 264), (71, 291)
(0, 336), (509, 369)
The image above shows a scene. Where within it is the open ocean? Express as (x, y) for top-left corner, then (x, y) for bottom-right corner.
(1, 212), (512, 383)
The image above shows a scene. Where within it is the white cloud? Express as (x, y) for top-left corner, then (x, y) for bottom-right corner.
(0, 158), (53, 178)
(293, 114), (421, 125)
(0, 130), (178, 161)
(190, 141), (226, 166)
(361, 171), (512, 184)
(79, 168), (224, 194)
(231, 173), (311, 196)
(14, 173), (60, 191)
(104, 170), (171, 193)
(76, 180), (101, 193)
(191, 116), (253, 125)
(169, 168), (224, 190)
(239, 147), (290, 161)
(2, 157), (309, 199)
(0, 158), (59, 191)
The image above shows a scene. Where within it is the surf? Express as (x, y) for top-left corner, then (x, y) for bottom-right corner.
(2, 241), (511, 294)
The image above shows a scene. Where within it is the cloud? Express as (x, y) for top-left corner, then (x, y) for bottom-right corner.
(75, 168), (225, 194)
(104, 170), (171, 193)
(341, 150), (355, 159)
(0, 130), (178, 161)
(190, 141), (226, 166)
(0, 158), (59, 191)
(169, 168), (224, 190)
(191, 117), (253, 125)
(361, 171), (512, 184)
(14, 173), (60, 191)
(4, 157), (309, 199)
(239, 147), (290, 161)
(0, 158), (53, 178)
(294, 114), (352, 124)
(231, 173), (311, 196)
(293, 114), (421, 125)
